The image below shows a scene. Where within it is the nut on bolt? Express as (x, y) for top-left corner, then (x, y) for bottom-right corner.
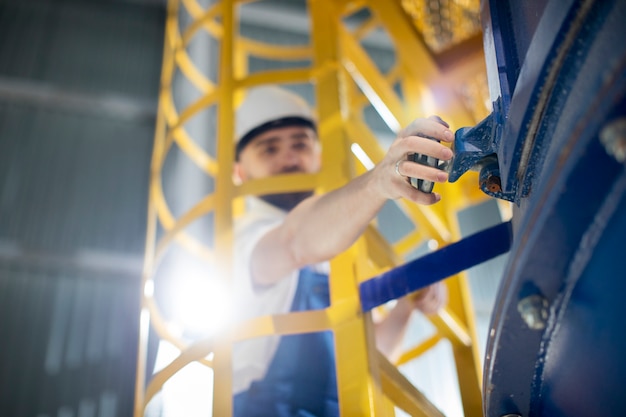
(478, 156), (503, 195)
(517, 294), (549, 330)
(600, 118), (626, 163)
(484, 174), (502, 193)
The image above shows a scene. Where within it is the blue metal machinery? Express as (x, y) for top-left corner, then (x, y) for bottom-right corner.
(453, 0), (626, 416)
(361, 0), (626, 416)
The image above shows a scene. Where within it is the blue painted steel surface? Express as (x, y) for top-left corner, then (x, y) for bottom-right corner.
(463, 0), (626, 416)
(451, 0), (590, 202)
(359, 221), (512, 312)
(536, 175), (626, 417)
(449, 113), (517, 201)
(481, 0), (549, 115)
(360, 0), (625, 415)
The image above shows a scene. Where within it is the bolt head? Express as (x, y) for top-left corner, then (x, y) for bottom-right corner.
(600, 118), (626, 163)
(517, 294), (549, 330)
(486, 175), (502, 193)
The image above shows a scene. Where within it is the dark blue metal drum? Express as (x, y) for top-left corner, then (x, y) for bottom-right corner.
(451, 0), (626, 416)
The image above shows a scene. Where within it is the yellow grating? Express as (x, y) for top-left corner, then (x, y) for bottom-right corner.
(401, 0), (482, 53)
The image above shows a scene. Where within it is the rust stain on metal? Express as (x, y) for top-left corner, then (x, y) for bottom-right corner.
(482, 175), (502, 193)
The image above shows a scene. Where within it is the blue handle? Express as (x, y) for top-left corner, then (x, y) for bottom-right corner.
(359, 221), (513, 312)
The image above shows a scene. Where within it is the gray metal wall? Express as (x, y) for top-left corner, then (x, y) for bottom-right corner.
(0, 0), (165, 416)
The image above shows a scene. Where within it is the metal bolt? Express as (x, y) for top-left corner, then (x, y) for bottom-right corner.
(485, 174), (502, 193)
(479, 156), (503, 195)
(517, 294), (549, 330)
(600, 118), (626, 163)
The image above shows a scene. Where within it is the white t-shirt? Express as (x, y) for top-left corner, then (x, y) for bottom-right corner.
(231, 197), (300, 395)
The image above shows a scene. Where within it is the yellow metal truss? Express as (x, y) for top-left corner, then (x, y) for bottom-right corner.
(134, 0), (492, 416)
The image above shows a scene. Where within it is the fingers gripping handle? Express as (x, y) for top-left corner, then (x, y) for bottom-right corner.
(408, 136), (452, 193)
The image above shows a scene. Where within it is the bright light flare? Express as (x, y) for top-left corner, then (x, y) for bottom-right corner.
(144, 279), (154, 298)
(427, 239), (439, 251)
(150, 340), (214, 417)
(171, 273), (233, 337)
(351, 143), (375, 170)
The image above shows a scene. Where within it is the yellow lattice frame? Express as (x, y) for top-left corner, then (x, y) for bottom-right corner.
(134, 0), (491, 416)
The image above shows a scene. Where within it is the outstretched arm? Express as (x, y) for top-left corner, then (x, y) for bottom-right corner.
(250, 116), (454, 286)
(374, 282), (448, 362)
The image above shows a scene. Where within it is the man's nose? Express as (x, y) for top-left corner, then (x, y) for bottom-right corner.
(282, 146), (301, 165)
(279, 147), (302, 172)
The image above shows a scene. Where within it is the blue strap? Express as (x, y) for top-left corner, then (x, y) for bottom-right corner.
(359, 221), (513, 312)
(234, 267), (339, 417)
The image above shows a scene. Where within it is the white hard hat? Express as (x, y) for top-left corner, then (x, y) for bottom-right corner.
(235, 85), (316, 158)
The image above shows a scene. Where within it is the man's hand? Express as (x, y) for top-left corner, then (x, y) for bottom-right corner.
(374, 281), (448, 360)
(409, 282), (448, 315)
(372, 115), (454, 205)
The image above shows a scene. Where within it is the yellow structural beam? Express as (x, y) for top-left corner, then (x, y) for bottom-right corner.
(211, 0), (236, 414)
(379, 352), (446, 417)
(310, 1), (387, 415)
(361, 4), (486, 416)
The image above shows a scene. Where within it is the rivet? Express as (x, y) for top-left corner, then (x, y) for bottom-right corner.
(485, 175), (502, 193)
(600, 118), (626, 163)
(517, 294), (548, 330)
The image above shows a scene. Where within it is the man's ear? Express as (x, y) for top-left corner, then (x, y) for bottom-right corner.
(314, 141), (322, 168)
(232, 162), (246, 185)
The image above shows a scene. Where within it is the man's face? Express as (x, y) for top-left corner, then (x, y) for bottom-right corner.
(234, 125), (321, 210)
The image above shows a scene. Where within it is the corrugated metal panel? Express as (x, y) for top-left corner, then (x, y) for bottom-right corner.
(0, 0), (164, 100)
(0, 0), (165, 416)
(0, 263), (141, 417)
(0, 101), (153, 253)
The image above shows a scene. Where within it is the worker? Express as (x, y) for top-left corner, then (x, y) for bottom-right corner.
(232, 85), (451, 417)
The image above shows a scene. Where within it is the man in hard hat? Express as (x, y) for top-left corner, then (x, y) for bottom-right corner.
(232, 85), (450, 416)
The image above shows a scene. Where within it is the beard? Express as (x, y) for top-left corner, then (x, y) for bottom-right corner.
(256, 165), (315, 211)
(260, 190), (314, 212)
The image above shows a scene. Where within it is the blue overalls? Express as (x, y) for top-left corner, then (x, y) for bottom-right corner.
(233, 267), (339, 417)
